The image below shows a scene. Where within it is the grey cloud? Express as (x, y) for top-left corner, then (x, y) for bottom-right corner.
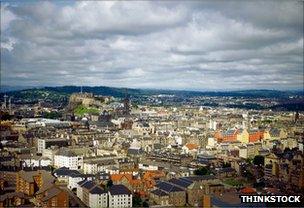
(1, 1), (303, 90)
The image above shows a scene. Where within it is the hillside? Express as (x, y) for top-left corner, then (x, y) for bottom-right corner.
(0, 86), (303, 108)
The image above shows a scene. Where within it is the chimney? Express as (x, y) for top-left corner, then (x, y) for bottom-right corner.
(202, 194), (211, 208)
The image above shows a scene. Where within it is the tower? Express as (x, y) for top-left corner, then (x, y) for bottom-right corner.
(295, 111), (299, 123)
(8, 97), (11, 115)
(3, 94), (8, 109)
(123, 89), (130, 116)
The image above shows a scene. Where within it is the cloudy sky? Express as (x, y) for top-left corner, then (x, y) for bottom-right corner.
(1, 1), (303, 91)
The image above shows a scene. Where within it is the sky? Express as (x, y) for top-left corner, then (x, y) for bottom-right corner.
(1, 1), (303, 91)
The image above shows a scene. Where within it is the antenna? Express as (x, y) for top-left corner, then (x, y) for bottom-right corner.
(8, 97), (11, 115)
(3, 94), (8, 109)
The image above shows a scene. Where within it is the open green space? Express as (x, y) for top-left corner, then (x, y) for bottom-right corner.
(74, 104), (100, 116)
(223, 178), (244, 187)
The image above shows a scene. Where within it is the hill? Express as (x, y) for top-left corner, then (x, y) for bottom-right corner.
(0, 86), (303, 110)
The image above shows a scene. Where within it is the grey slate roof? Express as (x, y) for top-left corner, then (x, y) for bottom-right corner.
(81, 181), (96, 189)
(109, 185), (131, 195)
(77, 179), (87, 186)
(89, 186), (107, 195)
(151, 189), (168, 197)
(168, 178), (193, 189)
(54, 167), (81, 177)
(182, 175), (216, 181)
(156, 181), (184, 193)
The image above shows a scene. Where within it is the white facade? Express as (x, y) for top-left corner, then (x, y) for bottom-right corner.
(209, 120), (217, 130)
(138, 163), (158, 171)
(108, 193), (132, 208)
(42, 148), (56, 162)
(68, 176), (84, 190)
(54, 154), (83, 170)
(37, 138), (46, 154)
(239, 147), (248, 159)
(23, 158), (51, 167)
(83, 162), (98, 174)
(77, 183), (84, 201)
(89, 193), (108, 208)
(207, 137), (217, 147)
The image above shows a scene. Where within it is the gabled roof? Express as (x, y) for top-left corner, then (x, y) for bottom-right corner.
(168, 178), (193, 188)
(89, 186), (107, 195)
(41, 186), (63, 202)
(81, 181), (96, 189)
(18, 170), (55, 194)
(127, 148), (143, 155)
(77, 179), (87, 186)
(109, 185), (131, 195)
(181, 175), (216, 181)
(240, 187), (257, 194)
(150, 189), (168, 197)
(269, 128), (280, 137)
(185, 143), (199, 150)
(110, 174), (133, 183)
(54, 167), (81, 177)
(156, 181), (184, 193)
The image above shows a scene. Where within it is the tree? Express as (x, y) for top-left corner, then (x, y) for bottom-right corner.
(143, 201), (149, 207)
(132, 195), (142, 207)
(253, 155), (264, 166)
(44, 111), (62, 119)
(222, 162), (231, 168)
(245, 158), (253, 165)
(106, 180), (113, 189)
(194, 167), (211, 176)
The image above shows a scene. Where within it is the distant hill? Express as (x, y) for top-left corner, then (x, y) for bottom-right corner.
(0, 86), (303, 105)
(0, 85), (41, 93)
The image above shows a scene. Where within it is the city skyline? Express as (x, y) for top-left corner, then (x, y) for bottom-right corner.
(1, 1), (303, 90)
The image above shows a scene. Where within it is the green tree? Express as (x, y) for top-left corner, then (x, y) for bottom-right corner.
(194, 167), (211, 176)
(253, 155), (265, 166)
(143, 200), (149, 207)
(44, 111), (62, 119)
(132, 195), (142, 207)
(106, 180), (113, 189)
(222, 162), (231, 168)
(245, 158), (253, 164)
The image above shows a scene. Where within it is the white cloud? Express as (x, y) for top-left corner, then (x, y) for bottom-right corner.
(1, 1), (303, 90)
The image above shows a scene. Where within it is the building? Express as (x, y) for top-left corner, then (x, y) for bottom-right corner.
(264, 151), (304, 189)
(108, 185), (132, 208)
(54, 148), (83, 170)
(150, 189), (169, 206)
(237, 129), (249, 143)
(37, 138), (69, 154)
(154, 181), (186, 206)
(89, 186), (108, 208)
(16, 170), (55, 196)
(36, 185), (69, 207)
(15, 170), (68, 207)
(248, 129), (263, 143)
(22, 156), (52, 168)
(215, 129), (239, 143)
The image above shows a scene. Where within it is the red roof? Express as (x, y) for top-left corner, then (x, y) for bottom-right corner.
(185, 143), (199, 150)
(240, 187), (257, 194)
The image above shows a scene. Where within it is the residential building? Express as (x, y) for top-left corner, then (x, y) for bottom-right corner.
(108, 185), (132, 208)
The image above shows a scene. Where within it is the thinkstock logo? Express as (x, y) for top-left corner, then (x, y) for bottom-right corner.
(240, 195), (302, 203)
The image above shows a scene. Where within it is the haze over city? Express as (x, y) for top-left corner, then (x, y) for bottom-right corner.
(1, 1), (303, 90)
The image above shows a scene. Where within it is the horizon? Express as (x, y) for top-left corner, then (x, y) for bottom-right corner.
(1, 1), (303, 90)
(1, 84), (303, 93)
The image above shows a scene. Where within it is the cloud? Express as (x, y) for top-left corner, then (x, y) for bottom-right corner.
(1, 0), (303, 90)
